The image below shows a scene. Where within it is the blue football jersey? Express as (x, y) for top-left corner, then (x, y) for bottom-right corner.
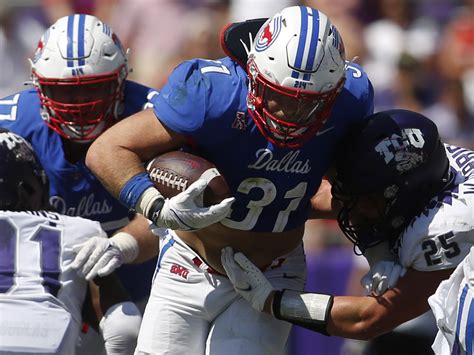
(0, 80), (156, 233)
(0, 81), (159, 302)
(152, 57), (374, 233)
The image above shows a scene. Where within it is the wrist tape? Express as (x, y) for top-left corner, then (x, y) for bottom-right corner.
(135, 187), (165, 220)
(118, 172), (154, 210)
(111, 232), (139, 263)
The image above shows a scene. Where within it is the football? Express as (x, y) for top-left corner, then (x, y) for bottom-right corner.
(145, 151), (231, 206)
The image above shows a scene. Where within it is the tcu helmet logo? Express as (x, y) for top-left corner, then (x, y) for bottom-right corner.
(0, 131), (26, 150)
(255, 16), (282, 52)
(375, 128), (425, 173)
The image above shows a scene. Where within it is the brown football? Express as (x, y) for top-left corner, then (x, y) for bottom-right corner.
(145, 151), (231, 206)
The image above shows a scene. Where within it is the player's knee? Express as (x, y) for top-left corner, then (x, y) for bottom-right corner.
(100, 302), (142, 354)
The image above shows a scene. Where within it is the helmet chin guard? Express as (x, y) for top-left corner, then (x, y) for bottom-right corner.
(30, 14), (129, 143)
(246, 6), (346, 148)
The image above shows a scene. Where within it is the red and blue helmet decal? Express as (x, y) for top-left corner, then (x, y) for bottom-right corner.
(255, 15), (282, 52)
(33, 29), (50, 64)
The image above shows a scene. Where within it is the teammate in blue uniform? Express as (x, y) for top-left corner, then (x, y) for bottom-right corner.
(0, 14), (159, 307)
(221, 109), (474, 354)
(77, 6), (374, 354)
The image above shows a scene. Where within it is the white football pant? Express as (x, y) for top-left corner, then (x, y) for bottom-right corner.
(135, 230), (306, 355)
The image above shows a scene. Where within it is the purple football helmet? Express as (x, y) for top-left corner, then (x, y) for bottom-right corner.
(332, 109), (452, 252)
(0, 128), (49, 211)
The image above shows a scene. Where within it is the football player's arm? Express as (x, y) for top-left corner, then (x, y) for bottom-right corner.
(120, 214), (159, 264)
(222, 247), (452, 340)
(273, 268), (453, 339)
(71, 215), (160, 280)
(86, 108), (186, 198)
(308, 177), (341, 219)
(86, 108), (234, 232)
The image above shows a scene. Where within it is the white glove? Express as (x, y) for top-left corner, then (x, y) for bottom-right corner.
(71, 232), (139, 281)
(360, 241), (406, 295)
(152, 178), (235, 230)
(99, 301), (142, 355)
(221, 247), (274, 311)
(361, 260), (407, 295)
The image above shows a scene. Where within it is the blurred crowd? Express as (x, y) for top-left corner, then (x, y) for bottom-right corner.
(0, 0), (472, 354)
(1, 0), (473, 148)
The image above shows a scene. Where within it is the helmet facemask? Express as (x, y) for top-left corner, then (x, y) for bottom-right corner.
(247, 59), (344, 148)
(333, 180), (406, 252)
(33, 65), (126, 143)
(30, 14), (129, 144)
(245, 6), (347, 149)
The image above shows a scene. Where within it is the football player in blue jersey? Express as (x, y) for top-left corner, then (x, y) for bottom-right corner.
(78, 6), (375, 354)
(0, 128), (142, 354)
(0, 14), (159, 310)
(221, 109), (474, 354)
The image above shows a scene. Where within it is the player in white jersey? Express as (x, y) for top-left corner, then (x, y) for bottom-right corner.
(429, 247), (474, 354)
(0, 128), (142, 354)
(220, 109), (474, 354)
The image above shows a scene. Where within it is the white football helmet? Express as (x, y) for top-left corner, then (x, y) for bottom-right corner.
(247, 6), (346, 148)
(30, 14), (129, 143)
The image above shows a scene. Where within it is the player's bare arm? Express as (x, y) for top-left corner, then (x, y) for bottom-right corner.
(86, 108), (187, 197)
(223, 247), (453, 339)
(308, 163), (340, 220)
(120, 214), (160, 263)
(308, 178), (341, 219)
(309, 268), (452, 339)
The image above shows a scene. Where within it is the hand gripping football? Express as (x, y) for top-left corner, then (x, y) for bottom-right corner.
(146, 151), (231, 206)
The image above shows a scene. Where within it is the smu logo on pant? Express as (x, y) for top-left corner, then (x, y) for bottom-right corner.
(170, 264), (190, 279)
